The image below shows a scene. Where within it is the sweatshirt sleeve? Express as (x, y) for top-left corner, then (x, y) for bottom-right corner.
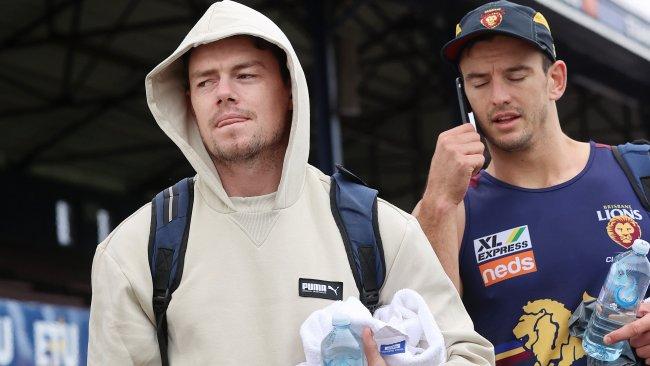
(379, 215), (495, 366)
(88, 242), (160, 365)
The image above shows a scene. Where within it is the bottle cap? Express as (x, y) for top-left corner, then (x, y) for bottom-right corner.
(332, 312), (351, 326)
(632, 239), (650, 255)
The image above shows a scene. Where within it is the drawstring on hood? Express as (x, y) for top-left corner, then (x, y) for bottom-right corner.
(145, 0), (310, 213)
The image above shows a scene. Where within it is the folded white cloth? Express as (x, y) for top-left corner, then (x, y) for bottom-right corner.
(298, 289), (445, 366)
(299, 296), (379, 365)
(374, 289), (446, 366)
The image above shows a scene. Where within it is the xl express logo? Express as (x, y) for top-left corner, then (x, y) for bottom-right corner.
(474, 225), (531, 263)
(474, 226), (537, 286)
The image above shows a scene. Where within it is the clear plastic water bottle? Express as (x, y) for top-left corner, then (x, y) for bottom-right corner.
(583, 239), (650, 361)
(321, 313), (366, 366)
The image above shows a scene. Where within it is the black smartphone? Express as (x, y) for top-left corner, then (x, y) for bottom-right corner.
(455, 77), (476, 129)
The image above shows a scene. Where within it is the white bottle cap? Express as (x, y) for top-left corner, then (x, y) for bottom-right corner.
(632, 239), (650, 255)
(332, 312), (351, 326)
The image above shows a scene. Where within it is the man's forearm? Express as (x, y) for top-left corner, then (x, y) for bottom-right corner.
(414, 196), (462, 293)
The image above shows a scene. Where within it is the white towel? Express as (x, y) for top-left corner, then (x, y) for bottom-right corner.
(299, 296), (383, 365)
(374, 289), (446, 366)
(298, 289), (446, 366)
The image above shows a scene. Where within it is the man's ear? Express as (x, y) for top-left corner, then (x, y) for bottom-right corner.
(548, 60), (567, 101)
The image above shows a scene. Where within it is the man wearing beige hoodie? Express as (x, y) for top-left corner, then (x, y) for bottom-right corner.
(87, 1), (494, 365)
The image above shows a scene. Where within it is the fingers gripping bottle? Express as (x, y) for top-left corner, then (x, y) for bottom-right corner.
(321, 313), (367, 366)
(583, 239), (650, 361)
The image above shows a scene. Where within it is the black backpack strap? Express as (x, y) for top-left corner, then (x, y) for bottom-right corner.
(612, 142), (650, 211)
(148, 177), (195, 366)
(330, 165), (386, 313)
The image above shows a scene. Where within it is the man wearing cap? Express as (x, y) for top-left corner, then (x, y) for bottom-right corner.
(414, 0), (650, 364)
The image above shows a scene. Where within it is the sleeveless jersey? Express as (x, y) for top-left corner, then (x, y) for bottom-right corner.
(460, 142), (650, 366)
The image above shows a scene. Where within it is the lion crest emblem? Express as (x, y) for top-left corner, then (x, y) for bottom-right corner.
(513, 299), (584, 366)
(480, 8), (504, 29)
(607, 215), (641, 248)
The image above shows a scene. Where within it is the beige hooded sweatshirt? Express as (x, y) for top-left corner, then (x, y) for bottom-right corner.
(87, 1), (494, 365)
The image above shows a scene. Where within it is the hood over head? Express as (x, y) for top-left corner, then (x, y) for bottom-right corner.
(145, 0), (309, 212)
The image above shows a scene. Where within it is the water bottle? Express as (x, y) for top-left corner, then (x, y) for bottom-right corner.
(583, 239), (650, 361)
(321, 313), (366, 366)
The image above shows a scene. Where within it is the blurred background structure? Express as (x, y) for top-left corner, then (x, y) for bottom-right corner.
(0, 0), (648, 362)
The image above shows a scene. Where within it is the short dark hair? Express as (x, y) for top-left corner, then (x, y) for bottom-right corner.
(183, 35), (290, 88)
(460, 34), (554, 73)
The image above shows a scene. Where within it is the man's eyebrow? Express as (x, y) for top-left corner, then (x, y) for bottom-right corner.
(464, 72), (489, 80)
(232, 60), (266, 72)
(505, 65), (532, 73)
(189, 61), (266, 79)
(464, 65), (533, 80)
(190, 68), (217, 79)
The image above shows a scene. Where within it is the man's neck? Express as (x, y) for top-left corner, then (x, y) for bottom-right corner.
(214, 148), (285, 197)
(486, 123), (590, 189)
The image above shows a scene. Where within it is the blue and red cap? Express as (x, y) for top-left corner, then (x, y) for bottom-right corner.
(442, 0), (556, 64)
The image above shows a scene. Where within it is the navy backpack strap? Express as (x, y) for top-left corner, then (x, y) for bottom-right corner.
(612, 141), (650, 211)
(148, 177), (195, 366)
(330, 165), (386, 313)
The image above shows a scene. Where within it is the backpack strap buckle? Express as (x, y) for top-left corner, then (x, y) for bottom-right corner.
(360, 288), (380, 313)
(152, 289), (170, 315)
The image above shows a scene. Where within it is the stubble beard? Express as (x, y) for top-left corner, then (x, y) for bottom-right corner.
(211, 130), (264, 163)
(482, 103), (548, 153)
(207, 116), (290, 169)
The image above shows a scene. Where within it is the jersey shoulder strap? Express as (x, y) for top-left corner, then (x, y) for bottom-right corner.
(330, 165), (386, 313)
(612, 140), (650, 211)
(148, 177), (195, 366)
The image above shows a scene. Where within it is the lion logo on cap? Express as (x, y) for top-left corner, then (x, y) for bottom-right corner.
(607, 215), (642, 248)
(481, 8), (504, 29)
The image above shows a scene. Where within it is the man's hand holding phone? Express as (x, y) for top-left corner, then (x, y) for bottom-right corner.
(420, 77), (484, 207)
(422, 123), (485, 207)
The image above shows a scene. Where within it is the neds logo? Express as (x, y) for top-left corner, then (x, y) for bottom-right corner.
(478, 250), (537, 286)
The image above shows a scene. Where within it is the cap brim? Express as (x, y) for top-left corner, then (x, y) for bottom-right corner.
(441, 28), (552, 64)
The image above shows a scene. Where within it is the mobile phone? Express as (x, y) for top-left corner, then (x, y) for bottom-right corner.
(455, 77), (476, 130)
